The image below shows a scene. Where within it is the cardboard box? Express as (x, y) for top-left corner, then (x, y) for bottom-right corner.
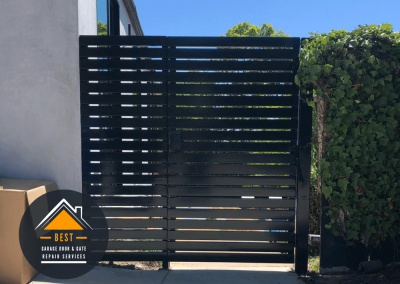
(0, 179), (58, 284)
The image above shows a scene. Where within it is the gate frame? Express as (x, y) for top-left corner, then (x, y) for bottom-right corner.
(79, 36), (312, 273)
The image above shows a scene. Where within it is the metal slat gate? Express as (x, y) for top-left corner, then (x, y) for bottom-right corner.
(79, 36), (311, 273)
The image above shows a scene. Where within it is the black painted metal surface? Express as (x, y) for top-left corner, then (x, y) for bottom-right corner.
(79, 36), (310, 271)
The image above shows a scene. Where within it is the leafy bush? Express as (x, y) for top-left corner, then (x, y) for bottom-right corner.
(296, 24), (400, 246)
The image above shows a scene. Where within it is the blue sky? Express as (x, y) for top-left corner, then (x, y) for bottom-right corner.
(98, 0), (400, 37)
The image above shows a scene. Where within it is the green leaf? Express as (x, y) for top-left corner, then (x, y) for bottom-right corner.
(309, 65), (320, 76)
(344, 167), (353, 179)
(294, 74), (300, 86)
(338, 178), (349, 191)
(334, 89), (345, 100)
(360, 104), (373, 115)
(322, 186), (333, 197)
(346, 230), (358, 240)
(350, 173), (360, 185)
(307, 100), (315, 108)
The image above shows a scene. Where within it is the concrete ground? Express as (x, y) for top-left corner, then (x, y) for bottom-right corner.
(31, 263), (303, 284)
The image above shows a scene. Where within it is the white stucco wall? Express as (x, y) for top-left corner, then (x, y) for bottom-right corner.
(78, 0), (97, 35)
(0, 0), (82, 191)
(118, 0), (136, 35)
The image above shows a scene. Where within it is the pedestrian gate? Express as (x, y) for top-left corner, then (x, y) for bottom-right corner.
(79, 36), (311, 273)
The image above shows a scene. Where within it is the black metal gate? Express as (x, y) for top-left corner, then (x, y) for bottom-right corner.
(79, 36), (311, 273)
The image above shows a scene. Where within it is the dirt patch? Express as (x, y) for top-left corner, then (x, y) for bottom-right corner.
(98, 261), (162, 271)
(301, 265), (400, 284)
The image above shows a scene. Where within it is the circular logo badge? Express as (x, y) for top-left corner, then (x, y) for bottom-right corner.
(19, 190), (108, 279)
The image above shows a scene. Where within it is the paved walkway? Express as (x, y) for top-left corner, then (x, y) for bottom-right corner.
(31, 264), (303, 284)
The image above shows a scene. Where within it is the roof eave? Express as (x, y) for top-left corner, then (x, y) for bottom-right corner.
(122, 0), (144, 36)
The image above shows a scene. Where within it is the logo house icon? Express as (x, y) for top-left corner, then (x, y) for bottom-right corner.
(35, 199), (92, 231)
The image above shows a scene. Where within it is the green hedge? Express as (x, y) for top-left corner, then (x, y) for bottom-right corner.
(296, 24), (400, 246)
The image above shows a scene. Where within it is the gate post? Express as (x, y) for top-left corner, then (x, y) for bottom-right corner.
(295, 49), (312, 273)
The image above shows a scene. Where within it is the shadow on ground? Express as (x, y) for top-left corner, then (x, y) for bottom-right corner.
(31, 266), (303, 284)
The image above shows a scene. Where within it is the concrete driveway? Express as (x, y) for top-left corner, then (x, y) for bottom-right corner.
(31, 264), (303, 284)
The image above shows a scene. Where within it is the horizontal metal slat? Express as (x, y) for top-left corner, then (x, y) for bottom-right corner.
(169, 60), (295, 71)
(169, 220), (294, 230)
(80, 46), (166, 58)
(168, 197), (295, 208)
(81, 82), (166, 93)
(83, 185), (167, 195)
(82, 185), (167, 195)
(169, 84), (298, 95)
(181, 142), (294, 152)
(100, 230), (167, 239)
(169, 72), (295, 83)
(169, 107), (297, 118)
(81, 117), (167, 128)
(90, 218), (167, 228)
(83, 207), (168, 218)
(82, 141), (167, 151)
(167, 36), (300, 48)
(170, 95), (298, 106)
(80, 59), (166, 70)
(168, 231), (294, 241)
(169, 48), (298, 59)
(169, 165), (296, 175)
(168, 176), (296, 186)
(101, 252), (167, 261)
(169, 209), (295, 219)
(168, 153), (295, 163)
(181, 130), (297, 141)
(82, 174), (167, 184)
(80, 36), (167, 46)
(82, 152), (166, 162)
(90, 196), (167, 206)
(81, 94), (166, 104)
(170, 119), (297, 129)
(80, 70), (166, 82)
(83, 163), (166, 174)
(168, 187), (295, 197)
(81, 106), (167, 116)
(81, 129), (167, 139)
(168, 253), (293, 263)
(89, 241), (167, 251)
(168, 242), (294, 252)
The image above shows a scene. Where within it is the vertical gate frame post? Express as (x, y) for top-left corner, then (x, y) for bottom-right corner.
(295, 38), (312, 274)
(162, 37), (170, 270)
(163, 41), (177, 270)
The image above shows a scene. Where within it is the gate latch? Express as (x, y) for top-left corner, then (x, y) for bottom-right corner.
(169, 131), (182, 152)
